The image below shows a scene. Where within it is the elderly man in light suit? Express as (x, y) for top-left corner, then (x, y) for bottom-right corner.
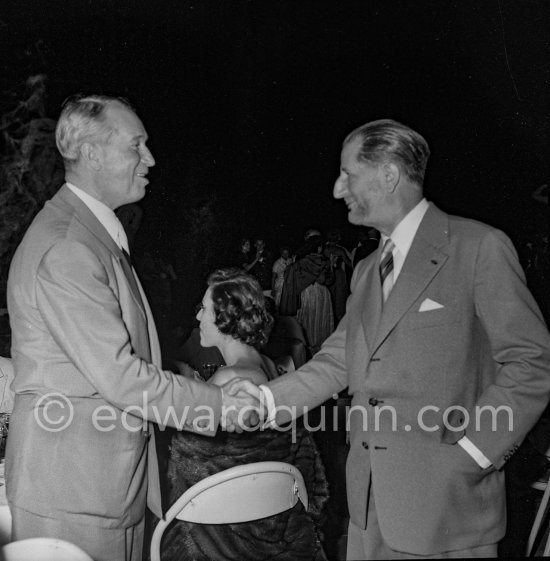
(229, 119), (550, 558)
(6, 95), (254, 561)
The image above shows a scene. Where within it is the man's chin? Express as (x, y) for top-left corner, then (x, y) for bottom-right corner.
(128, 185), (147, 203)
(348, 211), (368, 226)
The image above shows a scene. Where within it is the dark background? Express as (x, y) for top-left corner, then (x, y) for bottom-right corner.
(1, 5), (549, 553)
(1, 0), (548, 327)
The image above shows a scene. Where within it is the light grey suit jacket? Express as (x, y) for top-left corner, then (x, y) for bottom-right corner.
(6, 185), (221, 528)
(268, 203), (550, 555)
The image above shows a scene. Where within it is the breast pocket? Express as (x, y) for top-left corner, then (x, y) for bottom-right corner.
(405, 305), (461, 330)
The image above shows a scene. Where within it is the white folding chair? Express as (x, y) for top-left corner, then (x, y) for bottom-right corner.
(527, 473), (550, 556)
(0, 457), (11, 546)
(0, 504), (12, 546)
(0, 356), (15, 413)
(2, 538), (94, 560)
(150, 461), (308, 561)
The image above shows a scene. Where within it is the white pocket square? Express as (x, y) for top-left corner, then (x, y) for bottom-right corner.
(419, 298), (444, 312)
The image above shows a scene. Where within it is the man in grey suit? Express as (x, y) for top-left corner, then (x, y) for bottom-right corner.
(229, 119), (550, 558)
(6, 95), (255, 560)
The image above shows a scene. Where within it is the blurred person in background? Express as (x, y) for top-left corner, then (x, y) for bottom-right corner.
(271, 245), (293, 310)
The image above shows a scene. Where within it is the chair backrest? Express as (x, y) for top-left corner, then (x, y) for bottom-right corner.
(2, 538), (94, 561)
(275, 316), (307, 345)
(150, 461), (308, 561)
(264, 316), (308, 369)
(273, 355), (296, 376)
(0, 357), (14, 413)
(527, 474), (550, 556)
(0, 504), (12, 546)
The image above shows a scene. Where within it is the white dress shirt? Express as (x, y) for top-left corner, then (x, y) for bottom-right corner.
(66, 183), (130, 254)
(380, 198), (429, 282)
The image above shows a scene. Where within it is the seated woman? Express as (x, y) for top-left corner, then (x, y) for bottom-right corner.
(158, 268), (329, 561)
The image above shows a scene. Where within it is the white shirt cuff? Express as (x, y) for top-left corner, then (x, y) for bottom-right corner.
(458, 436), (492, 469)
(258, 384), (277, 427)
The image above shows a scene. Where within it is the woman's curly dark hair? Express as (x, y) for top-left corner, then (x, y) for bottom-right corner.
(207, 268), (274, 349)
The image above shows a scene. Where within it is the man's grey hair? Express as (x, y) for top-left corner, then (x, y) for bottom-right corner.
(344, 119), (431, 186)
(55, 94), (134, 165)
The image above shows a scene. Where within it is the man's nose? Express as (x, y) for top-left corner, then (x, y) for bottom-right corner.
(141, 146), (155, 167)
(333, 173), (347, 199)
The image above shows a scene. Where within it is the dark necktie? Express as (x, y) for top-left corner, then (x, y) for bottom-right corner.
(122, 248), (132, 267)
(379, 239), (395, 302)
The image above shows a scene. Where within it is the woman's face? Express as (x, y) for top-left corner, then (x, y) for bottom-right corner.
(241, 240), (250, 253)
(196, 287), (221, 348)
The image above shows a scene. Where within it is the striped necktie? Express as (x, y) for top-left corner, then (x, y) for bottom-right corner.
(379, 239), (395, 303)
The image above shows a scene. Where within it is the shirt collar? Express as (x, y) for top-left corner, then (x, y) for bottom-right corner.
(381, 198), (429, 259)
(66, 182), (129, 252)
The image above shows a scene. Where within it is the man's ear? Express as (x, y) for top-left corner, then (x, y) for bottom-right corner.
(382, 162), (400, 193)
(80, 142), (102, 170)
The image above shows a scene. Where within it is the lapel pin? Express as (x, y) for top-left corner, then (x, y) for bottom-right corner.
(431, 259), (438, 265)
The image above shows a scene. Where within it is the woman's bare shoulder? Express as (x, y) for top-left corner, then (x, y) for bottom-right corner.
(208, 363), (268, 387)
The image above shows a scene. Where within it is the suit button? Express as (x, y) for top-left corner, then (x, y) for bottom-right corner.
(369, 398), (379, 406)
(362, 442), (369, 449)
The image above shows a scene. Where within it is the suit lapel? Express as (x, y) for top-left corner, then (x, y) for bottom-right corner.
(135, 274), (162, 366)
(371, 204), (450, 353)
(54, 185), (146, 318)
(360, 248), (383, 352)
(117, 255), (146, 318)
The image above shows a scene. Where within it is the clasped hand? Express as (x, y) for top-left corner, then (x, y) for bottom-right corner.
(220, 378), (267, 432)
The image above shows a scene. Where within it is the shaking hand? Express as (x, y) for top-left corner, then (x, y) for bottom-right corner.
(220, 378), (267, 432)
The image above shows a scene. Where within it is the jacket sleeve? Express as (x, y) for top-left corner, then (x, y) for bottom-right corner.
(467, 229), (550, 468)
(35, 240), (222, 434)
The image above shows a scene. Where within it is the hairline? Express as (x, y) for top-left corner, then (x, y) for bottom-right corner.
(56, 95), (137, 165)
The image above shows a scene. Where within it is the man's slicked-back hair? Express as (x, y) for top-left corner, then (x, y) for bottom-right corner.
(55, 94), (134, 165)
(344, 119), (431, 186)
